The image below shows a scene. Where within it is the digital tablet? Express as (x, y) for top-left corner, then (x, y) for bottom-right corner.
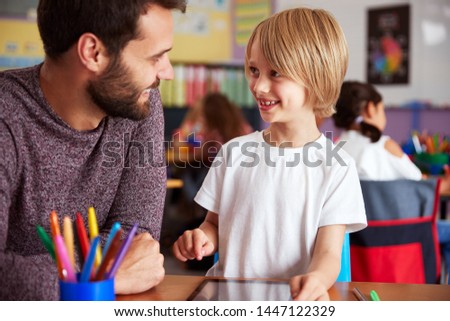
(187, 279), (292, 301)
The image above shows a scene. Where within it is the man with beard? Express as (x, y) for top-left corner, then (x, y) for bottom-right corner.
(0, 0), (186, 300)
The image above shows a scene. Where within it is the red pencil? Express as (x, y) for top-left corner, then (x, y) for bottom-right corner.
(75, 212), (90, 263)
(93, 229), (123, 281)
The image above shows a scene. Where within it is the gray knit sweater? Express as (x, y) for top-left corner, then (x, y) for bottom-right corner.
(0, 65), (167, 300)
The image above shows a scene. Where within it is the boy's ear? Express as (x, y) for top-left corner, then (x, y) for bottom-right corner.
(77, 33), (109, 73)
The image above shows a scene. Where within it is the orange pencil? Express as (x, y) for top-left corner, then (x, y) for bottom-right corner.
(425, 136), (435, 154)
(49, 210), (65, 280)
(50, 210), (61, 237)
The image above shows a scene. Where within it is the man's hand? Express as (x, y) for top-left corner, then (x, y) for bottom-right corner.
(114, 232), (165, 294)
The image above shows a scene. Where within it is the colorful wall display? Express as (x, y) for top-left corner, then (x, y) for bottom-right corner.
(367, 4), (410, 85)
(170, 0), (233, 63)
(0, 18), (44, 70)
(232, 0), (271, 61)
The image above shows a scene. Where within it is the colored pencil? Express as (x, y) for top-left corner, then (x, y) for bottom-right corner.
(104, 223), (138, 279)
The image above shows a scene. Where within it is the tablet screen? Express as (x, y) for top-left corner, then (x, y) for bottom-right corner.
(187, 279), (292, 301)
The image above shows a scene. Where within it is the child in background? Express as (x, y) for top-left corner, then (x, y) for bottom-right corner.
(198, 92), (253, 164)
(333, 80), (450, 280)
(333, 81), (423, 180)
(173, 8), (367, 300)
(172, 92), (252, 201)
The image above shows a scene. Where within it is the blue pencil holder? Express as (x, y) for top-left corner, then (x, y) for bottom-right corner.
(59, 277), (115, 301)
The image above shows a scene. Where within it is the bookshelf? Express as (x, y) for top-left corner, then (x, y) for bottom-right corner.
(161, 63), (260, 140)
(160, 63), (254, 109)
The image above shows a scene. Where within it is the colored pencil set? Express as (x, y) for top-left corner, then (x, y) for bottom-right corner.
(36, 207), (138, 283)
(411, 131), (449, 154)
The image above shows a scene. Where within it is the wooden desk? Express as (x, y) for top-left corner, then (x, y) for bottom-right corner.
(117, 275), (450, 301)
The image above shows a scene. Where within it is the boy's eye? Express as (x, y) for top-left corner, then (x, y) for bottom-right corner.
(249, 66), (258, 75)
(271, 70), (281, 77)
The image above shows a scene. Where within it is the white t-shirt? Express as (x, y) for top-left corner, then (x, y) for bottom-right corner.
(338, 130), (422, 181)
(194, 131), (367, 278)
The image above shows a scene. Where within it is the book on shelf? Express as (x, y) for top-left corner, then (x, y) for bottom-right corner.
(160, 64), (255, 109)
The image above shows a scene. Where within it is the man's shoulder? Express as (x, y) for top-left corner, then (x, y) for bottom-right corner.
(0, 65), (37, 88)
(1, 65), (39, 116)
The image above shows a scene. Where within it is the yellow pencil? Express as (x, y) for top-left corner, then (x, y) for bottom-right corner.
(63, 216), (76, 270)
(88, 206), (102, 268)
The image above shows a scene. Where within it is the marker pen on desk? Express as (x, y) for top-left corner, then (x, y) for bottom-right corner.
(370, 290), (381, 301)
(36, 225), (56, 261)
(352, 287), (368, 301)
(88, 207), (102, 268)
(104, 223), (138, 279)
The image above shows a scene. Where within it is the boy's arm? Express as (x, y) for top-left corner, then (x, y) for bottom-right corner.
(290, 224), (346, 301)
(173, 211), (218, 261)
(198, 211), (219, 253)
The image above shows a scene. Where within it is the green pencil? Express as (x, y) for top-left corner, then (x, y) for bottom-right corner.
(370, 290), (381, 301)
(36, 225), (56, 261)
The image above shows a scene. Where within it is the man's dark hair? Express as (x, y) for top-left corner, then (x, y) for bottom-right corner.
(37, 0), (186, 59)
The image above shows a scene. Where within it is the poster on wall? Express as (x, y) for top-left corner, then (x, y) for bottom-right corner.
(171, 0), (232, 63)
(233, 0), (271, 61)
(367, 4), (410, 85)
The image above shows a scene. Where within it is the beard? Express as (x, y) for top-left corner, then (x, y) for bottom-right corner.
(87, 55), (159, 120)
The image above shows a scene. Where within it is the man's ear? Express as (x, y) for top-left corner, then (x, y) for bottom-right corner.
(77, 33), (109, 73)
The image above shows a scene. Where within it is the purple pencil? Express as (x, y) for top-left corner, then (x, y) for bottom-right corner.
(104, 223), (138, 279)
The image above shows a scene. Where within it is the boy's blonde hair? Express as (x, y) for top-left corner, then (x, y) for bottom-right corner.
(245, 7), (348, 118)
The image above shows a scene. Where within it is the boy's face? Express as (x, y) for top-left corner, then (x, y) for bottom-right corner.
(88, 5), (175, 120)
(246, 39), (309, 124)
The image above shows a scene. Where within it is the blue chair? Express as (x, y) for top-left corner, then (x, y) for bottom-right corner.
(351, 179), (442, 284)
(213, 233), (352, 282)
(336, 233), (351, 282)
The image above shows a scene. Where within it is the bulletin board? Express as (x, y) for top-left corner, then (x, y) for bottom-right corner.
(170, 0), (232, 63)
(0, 18), (44, 70)
(232, 0), (271, 61)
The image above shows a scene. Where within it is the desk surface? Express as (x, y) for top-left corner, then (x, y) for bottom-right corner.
(117, 275), (450, 301)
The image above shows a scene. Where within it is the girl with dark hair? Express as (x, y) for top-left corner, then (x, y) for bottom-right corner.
(333, 81), (422, 180)
(334, 81), (450, 279)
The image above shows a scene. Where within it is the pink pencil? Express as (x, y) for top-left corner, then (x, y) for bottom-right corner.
(54, 235), (77, 282)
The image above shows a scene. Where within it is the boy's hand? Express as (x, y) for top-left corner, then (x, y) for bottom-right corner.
(172, 228), (215, 262)
(289, 273), (329, 301)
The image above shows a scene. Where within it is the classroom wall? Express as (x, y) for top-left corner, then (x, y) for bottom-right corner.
(275, 0), (450, 108)
(1, 0), (449, 141)
(320, 108), (450, 143)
